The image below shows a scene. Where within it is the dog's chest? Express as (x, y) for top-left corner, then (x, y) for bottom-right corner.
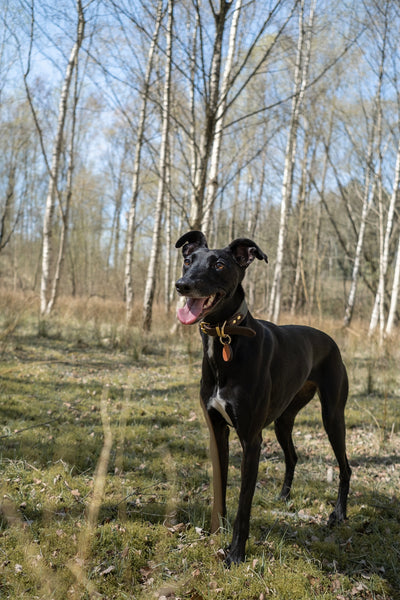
(205, 337), (234, 427)
(209, 389), (233, 427)
(206, 335), (215, 361)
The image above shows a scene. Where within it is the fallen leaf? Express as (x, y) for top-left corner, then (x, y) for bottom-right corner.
(216, 548), (226, 561)
(100, 565), (115, 576)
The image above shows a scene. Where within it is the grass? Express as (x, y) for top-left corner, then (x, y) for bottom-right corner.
(0, 296), (400, 599)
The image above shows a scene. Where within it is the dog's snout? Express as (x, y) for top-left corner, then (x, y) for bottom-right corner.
(175, 279), (190, 295)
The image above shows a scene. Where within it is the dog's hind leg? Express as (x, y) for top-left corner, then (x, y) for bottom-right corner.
(318, 365), (351, 525)
(274, 411), (297, 500)
(274, 381), (318, 500)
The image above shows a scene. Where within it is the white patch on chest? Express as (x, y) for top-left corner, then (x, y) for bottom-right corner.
(207, 336), (214, 360)
(209, 389), (233, 427)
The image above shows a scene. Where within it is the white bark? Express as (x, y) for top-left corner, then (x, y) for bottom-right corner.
(268, 0), (315, 322)
(309, 121), (332, 316)
(290, 130), (311, 314)
(189, 1), (232, 230)
(46, 63), (79, 315)
(40, 0), (85, 316)
(386, 232), (400, 335)
(189, 11), (200, 228)
(343, 121), (377, 327)
(202, 0), (242, 236)
(369, 139), (400, 335)
(164, 154), (172, 313)
(142, 0), (173, 331)
(125, 0), (163, 322)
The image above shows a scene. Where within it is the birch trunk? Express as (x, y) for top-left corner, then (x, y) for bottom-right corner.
(0, 164), (18, 252)
(309, 198), (322, 316)
(228, 172), (241, 240)
(107, 141), (128, 276)
(125, 0), (163, 322)
(45, 63), (79, 315)
(189, 1), (232, 230)
(268, 0), (315, 322)
(385, 232), (400, 335)
(309, 121), (332, 316)
(345, 8), (389, 329)
(190, 0), (292, 231)
(142, 0), (173, 331)
(343, 131), (376, 326)
(202, 0), (242, 236)
(369, 140), (400, 336)
(367, 23), (386, 338)
(188, 11), (199, 222)
(290, 130), (311, 314)
(164, 155), (172, 314)
(40, 0), (85, 316)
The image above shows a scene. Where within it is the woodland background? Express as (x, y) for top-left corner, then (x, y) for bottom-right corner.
(1, 0), (400, 334)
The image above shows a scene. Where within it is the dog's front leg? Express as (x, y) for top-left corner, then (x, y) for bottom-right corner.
(225, 433), (262, 566)
(201, 402), (230, 532)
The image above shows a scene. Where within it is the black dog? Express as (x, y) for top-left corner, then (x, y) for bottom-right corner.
(175, 231), (351, 566)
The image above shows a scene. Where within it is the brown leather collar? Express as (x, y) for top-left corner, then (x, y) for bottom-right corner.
(199, 300), (256, 362)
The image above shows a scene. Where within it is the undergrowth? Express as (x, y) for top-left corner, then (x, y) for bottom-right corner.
(0, 294), (399, 599)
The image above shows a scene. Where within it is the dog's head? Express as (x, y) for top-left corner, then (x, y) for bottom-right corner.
(175, 230), (268, 325)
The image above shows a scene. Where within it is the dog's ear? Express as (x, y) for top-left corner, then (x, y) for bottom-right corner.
(229, 238), (268, 268)
(175, 230), (208, 257)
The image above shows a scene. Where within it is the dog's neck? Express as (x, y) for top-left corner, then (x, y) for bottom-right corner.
(200, 297), (249, 330)
(203, 287), (246, 325)
(199, 295), (256, 362)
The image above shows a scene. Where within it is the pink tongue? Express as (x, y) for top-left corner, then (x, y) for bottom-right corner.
(177, 298), (207, 325)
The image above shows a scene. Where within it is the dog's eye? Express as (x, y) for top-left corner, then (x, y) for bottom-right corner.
(183, 258), (191, 267)
(215, 262), (225, 271)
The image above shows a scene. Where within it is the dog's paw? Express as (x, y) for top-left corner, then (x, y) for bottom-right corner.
(278, 489), (291, 502)
(224, 545), (245, 567)
(327, 509), (346, 527)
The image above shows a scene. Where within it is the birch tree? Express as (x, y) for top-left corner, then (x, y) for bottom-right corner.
(142, 0), (173, 332)
(45, 64), (80, 315)
(343, 0), (399, 329)
(385, 232), (400, 335)
(368, 2), (400, 338)
(164, 149), (172, 314)
(308, 112), (334, 316)
(189, 0), (233, 230)
(369, 139), (400, 337)
(268, 0), (315, 322)
(0, 163), (22, 253)
(201, 0), (242, 236)
(189, 0), (294, 232)
(39, 0), (85, 317)
(124, 0), (164, 322)
(343, 130), (376, 327)
(290, 126), (311, 314)
(369, 142), (400, 340)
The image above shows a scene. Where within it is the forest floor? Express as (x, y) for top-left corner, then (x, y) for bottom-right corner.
(0, 301), (400, 599)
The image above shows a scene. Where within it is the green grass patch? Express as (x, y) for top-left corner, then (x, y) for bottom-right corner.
(1, 308), (399, 599)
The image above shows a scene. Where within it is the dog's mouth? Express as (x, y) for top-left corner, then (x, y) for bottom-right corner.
(177, 293), (222, 325)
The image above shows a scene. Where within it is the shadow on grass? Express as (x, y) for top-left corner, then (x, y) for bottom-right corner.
(250, 485), (400, 598)
(351, 452), (400, 466)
